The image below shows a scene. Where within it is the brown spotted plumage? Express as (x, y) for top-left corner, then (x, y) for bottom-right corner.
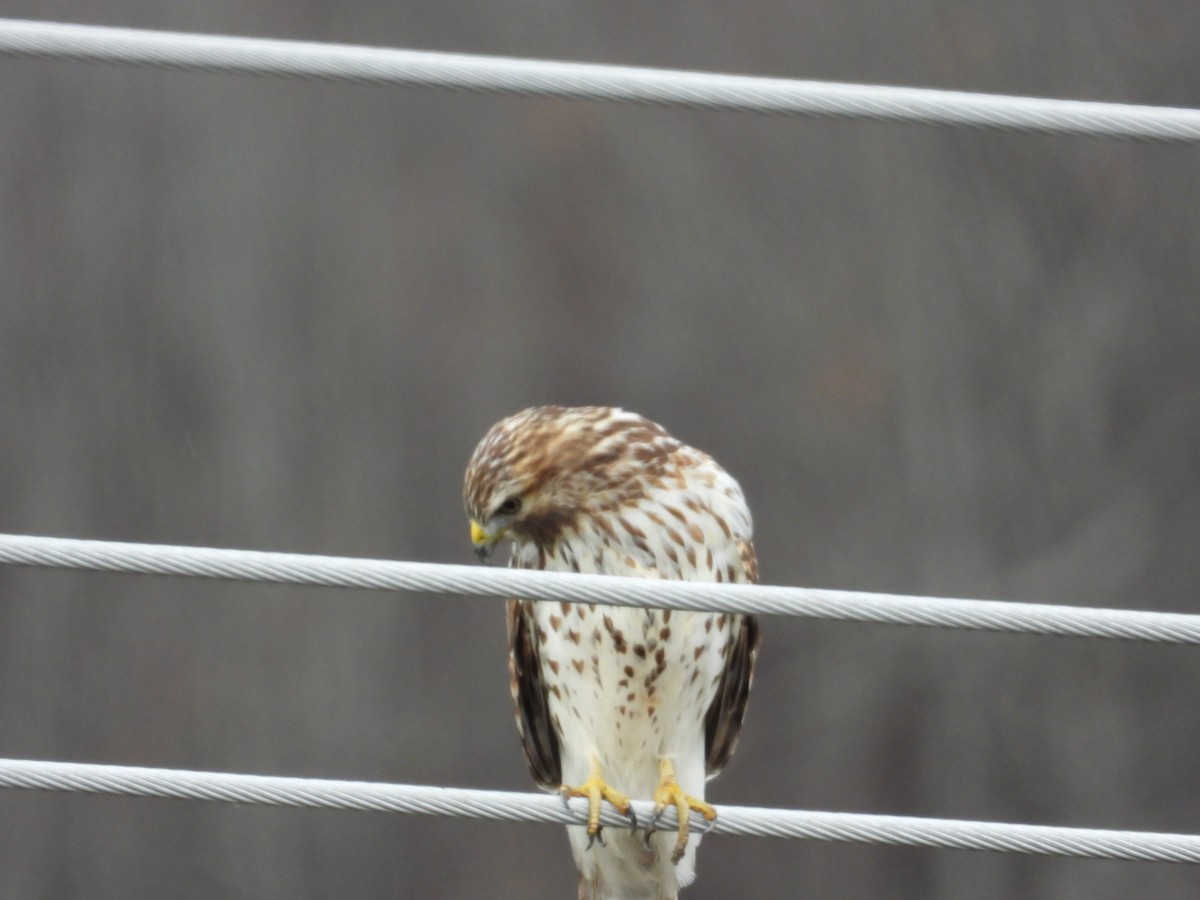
(465, 407), (760, 900)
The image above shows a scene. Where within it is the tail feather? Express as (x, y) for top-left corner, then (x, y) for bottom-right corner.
(572, 826), (695, 900)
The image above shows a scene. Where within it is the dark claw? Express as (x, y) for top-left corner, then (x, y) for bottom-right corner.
(586, 829), (606, 850)
(643, 827), (657, 848)
(625, 807), (638, 828)
(647, 807), (666, 831)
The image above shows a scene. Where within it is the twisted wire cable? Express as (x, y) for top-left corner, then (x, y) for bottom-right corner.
(1, 533), (1198, 643)
(1, 18), (1199, 140)
(1, 758), (1197, 863)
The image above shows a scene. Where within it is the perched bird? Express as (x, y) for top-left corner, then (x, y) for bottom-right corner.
(464, 406), (760, 900)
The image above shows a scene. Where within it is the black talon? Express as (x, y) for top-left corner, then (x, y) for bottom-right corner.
(586, 829), (606, 850)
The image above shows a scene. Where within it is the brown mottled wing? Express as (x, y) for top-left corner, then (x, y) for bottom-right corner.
(506, 598), (561, 789)
(704, 538), (762, 777)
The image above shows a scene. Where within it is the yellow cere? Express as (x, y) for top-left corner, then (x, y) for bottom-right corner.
(470, 520), (490, 545)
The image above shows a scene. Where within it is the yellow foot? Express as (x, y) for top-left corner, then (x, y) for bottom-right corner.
(560, 764), (636, 849)
(648, 760), (717, 864)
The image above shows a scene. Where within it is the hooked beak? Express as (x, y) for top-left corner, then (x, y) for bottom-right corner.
(470, 520), (504, 562)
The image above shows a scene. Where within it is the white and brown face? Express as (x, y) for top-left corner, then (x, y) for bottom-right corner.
(463, 406), (679, 560)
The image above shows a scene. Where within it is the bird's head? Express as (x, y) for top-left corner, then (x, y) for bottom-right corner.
(463, 406), (677, 561)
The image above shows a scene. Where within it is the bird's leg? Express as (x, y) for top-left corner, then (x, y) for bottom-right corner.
(560, 754), (637, 848)
(649, 758), (717, 864)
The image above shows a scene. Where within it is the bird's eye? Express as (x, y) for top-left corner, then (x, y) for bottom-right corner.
(497, 497), (522, 516)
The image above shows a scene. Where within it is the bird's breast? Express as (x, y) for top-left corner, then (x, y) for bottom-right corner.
(533, 600), (732, 781)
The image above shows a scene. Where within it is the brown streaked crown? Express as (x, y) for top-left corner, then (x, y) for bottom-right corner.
(464, 406), (680, 549)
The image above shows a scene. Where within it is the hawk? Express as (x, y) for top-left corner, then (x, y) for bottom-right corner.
(464, 406), (760, 900)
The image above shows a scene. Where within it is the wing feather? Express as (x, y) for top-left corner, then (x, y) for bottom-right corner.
(704, 538), (761, 777)
(506, 598), (562, 788)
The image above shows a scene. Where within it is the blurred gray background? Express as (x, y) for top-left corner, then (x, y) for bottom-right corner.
(1, 2), (1198, 898)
